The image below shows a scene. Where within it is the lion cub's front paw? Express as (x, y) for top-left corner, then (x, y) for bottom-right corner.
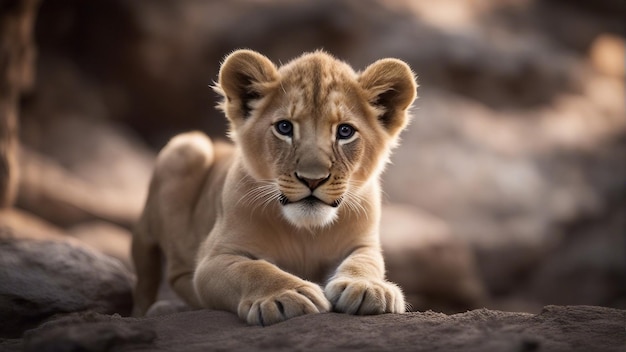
(325, 277), (405, 315)
(238, 283), (331, 326)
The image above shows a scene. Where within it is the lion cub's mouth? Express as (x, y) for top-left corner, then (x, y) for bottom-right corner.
(279, 194), (342, 208)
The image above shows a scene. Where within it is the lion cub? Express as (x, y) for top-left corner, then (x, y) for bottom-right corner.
(132, 50), (417, 325)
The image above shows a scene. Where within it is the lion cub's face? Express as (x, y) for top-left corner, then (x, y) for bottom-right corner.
(216, 50), (417, 229)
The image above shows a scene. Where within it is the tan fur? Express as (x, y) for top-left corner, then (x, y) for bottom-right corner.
(132, 50), (418, 325)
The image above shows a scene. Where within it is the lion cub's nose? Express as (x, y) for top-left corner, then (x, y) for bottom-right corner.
(295, 173), (330, 191)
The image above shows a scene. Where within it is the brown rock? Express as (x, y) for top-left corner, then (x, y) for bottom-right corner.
(67, 221), (132, 269)
(0, 207), (68, 241)
(381, 204), (487, 312)
(9, 305), (625, 352)
(0, 238), (134, 338)
(0, 0), (39, 207)
(589, 34), (625, 77)
(17, 142), (152, 229)
(383, 87), (626, 309)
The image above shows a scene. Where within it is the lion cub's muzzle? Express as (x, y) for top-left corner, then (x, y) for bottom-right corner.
(279, 172), (343, 209)
(279, 194), (342, 208)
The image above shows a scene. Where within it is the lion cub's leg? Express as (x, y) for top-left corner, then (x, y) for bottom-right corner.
(194, 254), (331, 326)
(325, 246), (406, 315)
(169, 272), (202, 308)
(132, 131), (214, 315)
(131, 218), (162, 316)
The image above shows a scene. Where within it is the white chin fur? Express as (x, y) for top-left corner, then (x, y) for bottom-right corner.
(281, 202), (338, 229)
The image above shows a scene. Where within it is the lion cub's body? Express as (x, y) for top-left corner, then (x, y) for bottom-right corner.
(132, 50), (417, 325)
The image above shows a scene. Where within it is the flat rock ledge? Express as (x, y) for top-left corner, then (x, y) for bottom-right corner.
(1, 305), (623, 352)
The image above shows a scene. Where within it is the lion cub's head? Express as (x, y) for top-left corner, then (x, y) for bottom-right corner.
(215, 50), (417, 229)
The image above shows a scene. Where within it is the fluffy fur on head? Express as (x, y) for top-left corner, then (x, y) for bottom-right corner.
(215, 50), (417, 228)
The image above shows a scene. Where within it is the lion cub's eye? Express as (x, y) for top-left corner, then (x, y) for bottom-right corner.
(337, 124), (356, 140)
(275, 120), (293, 137)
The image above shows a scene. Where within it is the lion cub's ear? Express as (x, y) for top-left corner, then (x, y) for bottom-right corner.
(358, 59), (417, 137)
(216, 50), (279, 123)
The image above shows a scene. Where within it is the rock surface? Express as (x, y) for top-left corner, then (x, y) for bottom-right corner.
(0, 238), (134, 338)
(0, 305), (622, 352)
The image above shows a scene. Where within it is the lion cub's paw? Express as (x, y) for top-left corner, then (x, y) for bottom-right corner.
(238, 283), (331, 326)
(325, 278), (405, 315)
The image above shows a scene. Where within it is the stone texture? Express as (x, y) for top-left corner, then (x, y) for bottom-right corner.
(1, 305), (621, 352)
(0, 238), (134, 338)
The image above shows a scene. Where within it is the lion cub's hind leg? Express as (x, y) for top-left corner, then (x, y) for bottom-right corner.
(131, 218), (162, 317)
(132, 132), (215, 316)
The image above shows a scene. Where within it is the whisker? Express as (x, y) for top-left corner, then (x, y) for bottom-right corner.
(235, 180), (279, 211)
(238, 179), (283, 217)
(246, 186), (278, 209)
(259, 191), (281, 214)
(339, 180), (371, 221)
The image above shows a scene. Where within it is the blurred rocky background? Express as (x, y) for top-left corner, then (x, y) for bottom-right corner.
(1, 0), (624, 338)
